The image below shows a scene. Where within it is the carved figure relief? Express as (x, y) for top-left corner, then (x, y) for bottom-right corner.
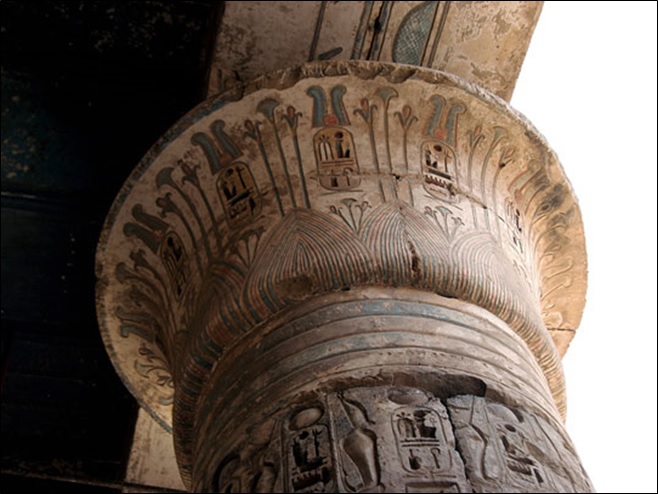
(494, 409), (545, 487)
(447, 395), (592, 493)
(205, 387), (590, 492)
(211, 421), (280, 493)
(217, 162), (262, 227)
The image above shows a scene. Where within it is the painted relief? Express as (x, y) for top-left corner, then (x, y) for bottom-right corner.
(135, 343), (174, 405)
(328, 198), (371, 235)
(421, 95), (465, 201)
(308, 85), (361, 191)
(192, 119), (242, 174)
(160, 231), (189, 299)
(422, 141), (458, 200)
(123, 204), (168, 254)
(217, 162), (262, 227)
(313, 127), (359, 190)
(424, 206), (464, 243)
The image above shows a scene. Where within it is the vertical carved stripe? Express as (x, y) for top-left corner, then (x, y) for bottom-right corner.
(368, 1), (393, 61)
(282, 106), (310, 208)
(479, 127), (507, 230)
(157, 167), (213, 261)
(245, 121), (285, 217)
(355, 101), (385, 201)
(258, 99), (297, 208)
(308, 1), (328, 62)
(427, 1), (451, 66)
(292, 130), (310, 208)
(351, 1), (375, 59)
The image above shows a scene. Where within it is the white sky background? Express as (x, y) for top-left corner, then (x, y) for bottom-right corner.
(511, 2), (657, 493)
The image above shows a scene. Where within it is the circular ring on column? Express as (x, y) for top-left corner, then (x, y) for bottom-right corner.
(190, 288), (591, 493)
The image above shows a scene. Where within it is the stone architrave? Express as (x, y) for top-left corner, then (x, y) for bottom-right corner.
(206, 1), (543, 101)
(96, 61), (590, 492)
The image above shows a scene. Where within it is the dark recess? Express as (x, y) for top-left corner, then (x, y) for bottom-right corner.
(1, 1), (218, 490)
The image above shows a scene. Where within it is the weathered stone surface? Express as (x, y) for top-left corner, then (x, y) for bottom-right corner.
(125, 407), (186, 492)
(96, 60), (588, 490)
(549, 328), (576, 358)
(448, 395), (593, 493)
(207, 1), (543, 101)
(189, 289), (590, 492)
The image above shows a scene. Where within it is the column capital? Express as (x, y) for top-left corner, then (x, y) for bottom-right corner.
(96, 60), (586, 487)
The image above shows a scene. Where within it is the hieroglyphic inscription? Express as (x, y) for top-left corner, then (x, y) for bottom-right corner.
(217, 162), (262, 227)
(308, 85), (361, 191)
(447, 395), (593, 493)
(211, 386), (472, 493)
(285, 405), (335, 493)
(422, 96), (465, 201)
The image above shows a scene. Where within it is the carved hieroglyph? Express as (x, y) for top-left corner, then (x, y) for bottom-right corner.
(448, 395), (593, 493)
(199, 389), (593, 493)
(208, 386), (471, 493)
(95, 61), (588, 489)
(188, 289), (592, 492)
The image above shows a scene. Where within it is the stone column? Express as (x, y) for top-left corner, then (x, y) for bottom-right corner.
(96, 62), (591, 492)
(192, 288), (591, 493)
